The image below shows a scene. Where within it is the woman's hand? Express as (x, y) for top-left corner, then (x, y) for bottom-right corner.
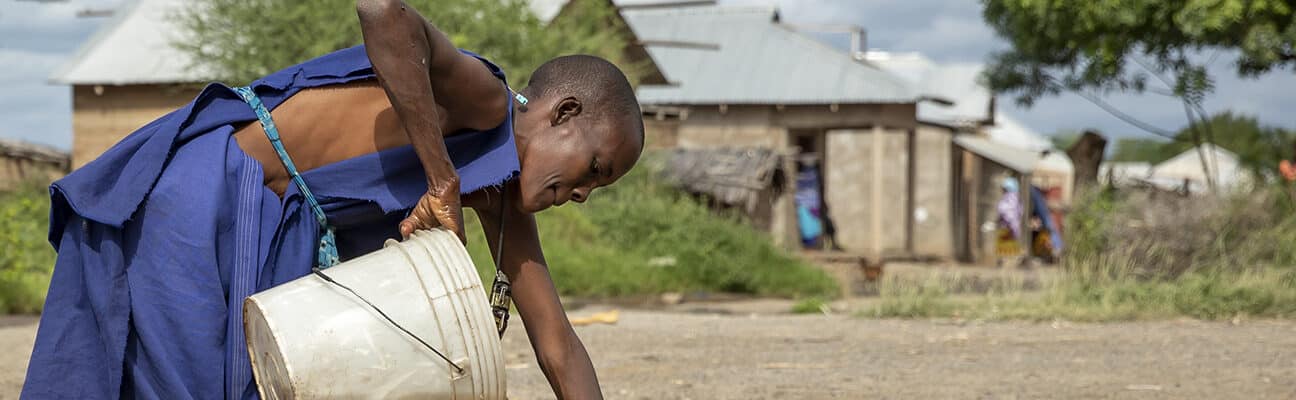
(400, 174), (467, 243)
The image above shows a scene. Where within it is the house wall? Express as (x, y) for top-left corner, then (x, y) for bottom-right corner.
(912, 125), (954, 258)
(71, 84), (202, 169)
(824, 126), (909, 259)
(675, 106), (786, 149)
(642, 117), (679, 149)
(665, 104), (919, 257)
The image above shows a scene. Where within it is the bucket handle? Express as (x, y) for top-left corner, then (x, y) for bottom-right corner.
(311, 268), (466, 375)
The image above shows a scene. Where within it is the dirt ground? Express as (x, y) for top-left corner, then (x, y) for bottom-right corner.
(4, 301), (1293, 399)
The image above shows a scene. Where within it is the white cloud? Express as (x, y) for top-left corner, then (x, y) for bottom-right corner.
(719, 0), (1296, 139)
(0, 1), (118, 149)
(890, 15), (1001, 62)
(0, 0), (1292, 150)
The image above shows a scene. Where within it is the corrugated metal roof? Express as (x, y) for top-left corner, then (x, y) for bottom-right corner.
(953, 134), (1038, 173)
(51, 0), (209, 85)
(864, 51), (991, 126)
(987, 113), (1053, 152)
(623, 6), (914, 105)
(529, 0), (698, 23)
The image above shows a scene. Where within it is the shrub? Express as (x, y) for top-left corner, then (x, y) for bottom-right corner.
(463, 156), (839, 299)
(0, 181), (56, 314)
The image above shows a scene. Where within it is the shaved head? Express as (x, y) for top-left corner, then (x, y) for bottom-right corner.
(524, 55), (643, 148)
(512, 55), (646, 213)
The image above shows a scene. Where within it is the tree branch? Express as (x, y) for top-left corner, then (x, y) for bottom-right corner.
(1073, 90), (1182, 140)
(1132, 56), (1177, 94)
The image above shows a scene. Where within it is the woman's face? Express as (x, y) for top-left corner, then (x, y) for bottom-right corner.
(514, 103), (641, 213)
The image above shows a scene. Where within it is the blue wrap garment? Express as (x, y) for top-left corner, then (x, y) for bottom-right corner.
(22, 46), (520, 400)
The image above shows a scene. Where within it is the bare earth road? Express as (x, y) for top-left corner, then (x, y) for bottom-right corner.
(4, 303), (1294, 399)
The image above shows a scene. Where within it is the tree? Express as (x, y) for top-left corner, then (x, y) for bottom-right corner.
(981, 0), (1296, 191)
(1068, 131), (1108, 193)
(1108, 138), (1175, 163)
(175, 0), (634, 86)
(983, 0), (1295, 108)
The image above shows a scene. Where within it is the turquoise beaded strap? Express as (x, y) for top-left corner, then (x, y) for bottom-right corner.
(232, 86), (340, 268)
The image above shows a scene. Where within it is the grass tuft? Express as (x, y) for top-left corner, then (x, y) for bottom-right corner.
(790, 297), (829, 314)
(857, 187), (1296, 322)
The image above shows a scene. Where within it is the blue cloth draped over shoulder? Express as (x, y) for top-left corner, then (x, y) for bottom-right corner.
(22, 45), (519, 400)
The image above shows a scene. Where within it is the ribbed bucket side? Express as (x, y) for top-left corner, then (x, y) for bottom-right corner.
(397, 230), (488, 398)
(243, 228), (504, 399)
(419, 231), (504, 400)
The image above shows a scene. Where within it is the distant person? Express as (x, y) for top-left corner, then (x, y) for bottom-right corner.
(995, 177), (1023, 264)
(795, 155), (825, 248)
(23, 1), (642, 399)
(1028, 185), (1063, 263)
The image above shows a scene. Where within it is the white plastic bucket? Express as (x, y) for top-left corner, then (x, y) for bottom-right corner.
(243, 229), (505, 399)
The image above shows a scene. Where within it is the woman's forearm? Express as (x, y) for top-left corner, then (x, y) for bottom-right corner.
(356, 0), (457, 186)
(540, 331), (603, 400)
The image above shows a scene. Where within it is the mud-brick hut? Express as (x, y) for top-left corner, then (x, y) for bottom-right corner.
(535, 2), (1021, 262)
(619, 6), (936, 262)
(0, 139), (71, 189)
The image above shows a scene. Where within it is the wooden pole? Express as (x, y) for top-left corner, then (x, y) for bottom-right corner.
(871, 125), (884, 261)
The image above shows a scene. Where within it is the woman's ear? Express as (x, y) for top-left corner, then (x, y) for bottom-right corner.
(551, 97), (583, 126)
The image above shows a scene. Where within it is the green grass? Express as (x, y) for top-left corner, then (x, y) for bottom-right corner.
(464, 158), (839, 299)
(790, 297), (830, 314)
(859, 187), (1296, 322)
(0, 181), (56, 314)
(858, 267), (1296, 322)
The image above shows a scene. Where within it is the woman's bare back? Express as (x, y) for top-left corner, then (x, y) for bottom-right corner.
(233, 80), (451, 195)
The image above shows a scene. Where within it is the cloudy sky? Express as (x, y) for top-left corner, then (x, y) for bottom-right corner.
(726, 0), (1296, 141)
(1, 0), (120, 149)
(1, 0), (1293, 150)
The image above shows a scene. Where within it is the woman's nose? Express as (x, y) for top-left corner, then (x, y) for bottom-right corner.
(571, 187), (590, 203)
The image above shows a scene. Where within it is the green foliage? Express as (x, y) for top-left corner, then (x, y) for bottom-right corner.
(790, 297), (829, 314)
(175, 0), (635, 86)
(982, 0), (1296, 107)
(857, 186), (1296, 321)
(1059, 189), (1119, 267)
(463, 157), (839, 299)
(1171, 273), (1279, 319)
(1108, 137), (1175, 163)
(0, 182), (56, 314)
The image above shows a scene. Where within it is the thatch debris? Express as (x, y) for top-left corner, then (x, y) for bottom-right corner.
(659, 147), (783, 213)
(0, 138), (70, 170)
